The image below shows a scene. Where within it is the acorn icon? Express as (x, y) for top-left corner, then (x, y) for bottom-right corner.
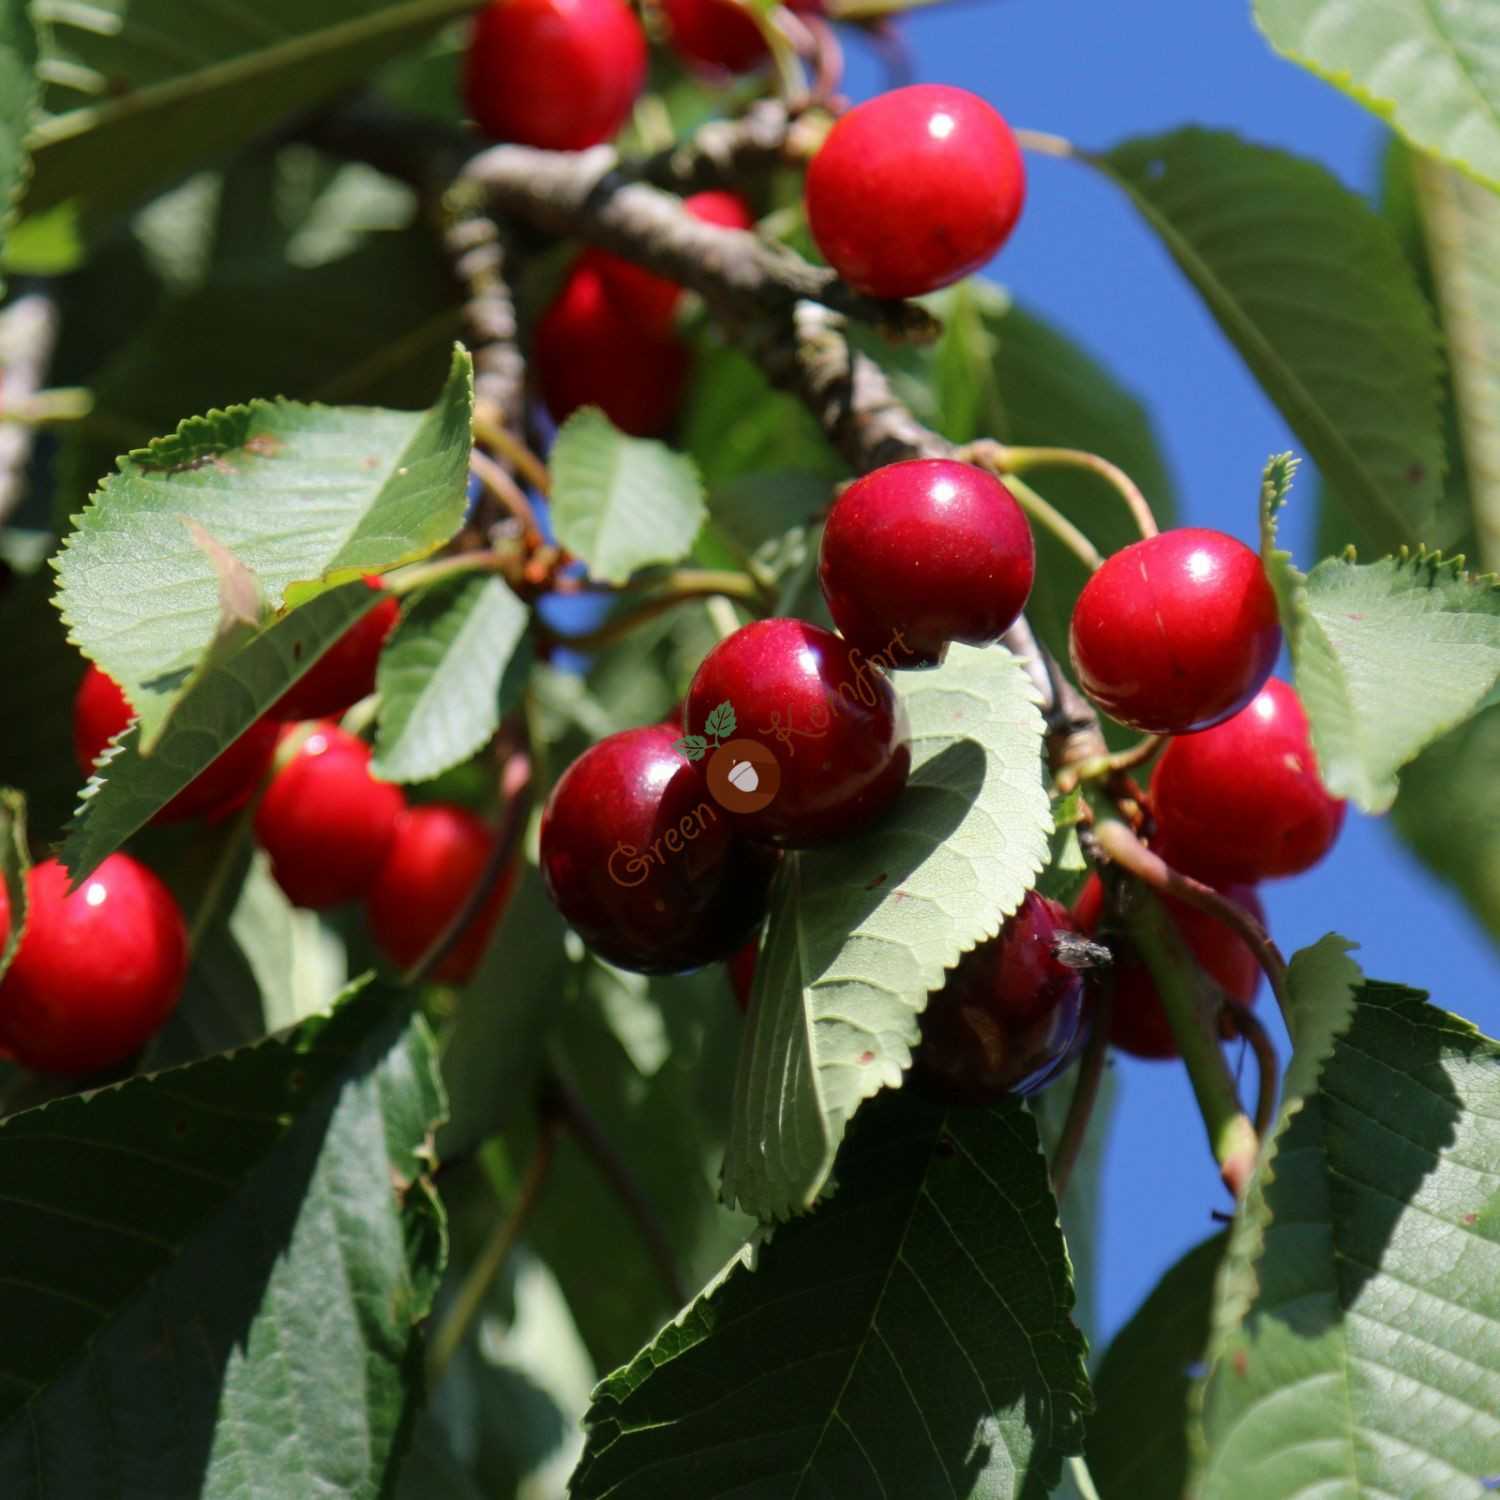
(727, 758), (760, 794)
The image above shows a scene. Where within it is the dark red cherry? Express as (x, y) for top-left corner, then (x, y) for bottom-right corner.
(1149, 676), (1345, 883)
(819, 459), (1034, 668)
(915, 892), (1086, 1102)
(535, 261), (690, 437)
(683, 618), (911, 848)
(805, 85), (1026, 300)
(0, 854), (188, 1073)
(274, 577), (399, 722)
(367, 804), (515, 985)
(1073, 873), (1264, 1060)
(540, 723), (777, 974)
(464, 0), (646, 150)
(1068, 528), (1281, 734)
(585, 191), (755, 332)
(73, 664), (279, 823)
(253, 725), (406, 910)
(659, 0), (771, 73)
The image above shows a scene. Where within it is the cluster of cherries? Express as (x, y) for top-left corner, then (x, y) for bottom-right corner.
(462, 0), (1028, 435)
(0, 580), (512, 1076)
(541, 456), (1345, 1099)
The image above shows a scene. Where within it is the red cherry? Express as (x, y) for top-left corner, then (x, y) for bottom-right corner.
(728, 935), (759, 1011)
(274, 577), (399, 722)
(1073, 873), (1263, 1060)
(253, 726), (406, 910)
(540, 724), (777, 974)
(805, 85), (1026, 300)
(1149, 676), (1346, 883)
(0, 854), (188, 1073)
(915, 892), (1086, 1102)
(660, 0), (771, 73)
(367, 804), (515, 985)
(1068, 528), (1281, 734)
(819, 459), (1035, 668)
(534, 262), (690, 437)
(585, 191), (756, 332)
(683, 618), (911, 848)
(464, 0), (646, 150)
(73, 664), (279, 823)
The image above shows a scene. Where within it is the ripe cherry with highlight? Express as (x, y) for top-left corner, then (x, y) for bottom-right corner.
(1068, 527), (1281, 734)
(1150, 676), (1346, 883)
(254, 725), (406, 910)
(464, 0), (646, 150)
(819, 459), (1034, 667)
(540, 723), (777, 974)
(0, 854), (189, 1073)
(684, 618), (911, 848)
(915, 892), (1086, 1102)
(805, 85), (1026, 300)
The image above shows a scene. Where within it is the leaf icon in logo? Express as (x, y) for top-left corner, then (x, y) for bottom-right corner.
(674, 734), (708, 761)
(705, 700), (737, 742)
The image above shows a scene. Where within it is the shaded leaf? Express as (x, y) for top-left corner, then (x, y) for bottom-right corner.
(373, 572), (531, 784)
(0, 0), (37, 273)
(0, 982), (446, 1500)
(1254, 0), (1500, 191)
(722, 643), (1050, 1219)
(53, 346), (473, 749)
(572, 1091), (1089, 1500)
(1101, 129), (1444, 554)
(1193, 953), (1500, 1498)
(549, 408), (707, 585)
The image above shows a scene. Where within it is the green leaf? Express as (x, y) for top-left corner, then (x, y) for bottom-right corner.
(1254, 0), (1500, 192)
(53, 346), (473, 748)
(1087, 1234), (1225, 1500)
(1100, 129), (1445, 554)
(703, 698), (736, 740)
(0, 788), (27, 985)
(0, 0), (37, 271)
(60, 578), (382, 880)
(722, 643), (1051, 1219)
(1412, 153), (1500, 572)
(1262, 467), (1500, 812)
(549, 407), (707, 585)
(372, 572), (531, 784)
(571, 1091), (1089, 1500)
(1192, 955), (1500, 1498)
(675, 734), (708, 761)
(0, 982), (446, 1498)
(23, 0), (476, 232)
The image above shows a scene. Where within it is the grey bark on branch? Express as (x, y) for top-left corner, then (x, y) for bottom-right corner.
(633, 98), (817, 193)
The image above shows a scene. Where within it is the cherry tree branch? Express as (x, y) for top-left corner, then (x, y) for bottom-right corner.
(633, 98), (818, 192)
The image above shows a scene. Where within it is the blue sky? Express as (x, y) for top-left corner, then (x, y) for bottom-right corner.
(837, 2), (1500, 1345)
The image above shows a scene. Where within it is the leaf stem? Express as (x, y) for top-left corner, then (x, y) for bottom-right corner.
(545, 1070), (687, 1308)
(385, 549), (509, 598)
(473, 405), (552, 496)
(542, 569), (768, 653)
(1054, 734), (1163, 795)
(993, 444), (1159, 540)
(0, 387), (93, 425)
(471, 447), (544, 544)
(1049, 982), (1112, 1201)
(1014, 127), (1078, 159)
(996, 474), (1104, 572)
(1224, 1000), (1280, 1141)
(425, 1113), (561, 1386)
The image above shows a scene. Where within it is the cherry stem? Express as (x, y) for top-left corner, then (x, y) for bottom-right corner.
(386, 549), (510, 598)
(1091, 818), (1292, 1027)
(471, 447), (544, 546)
(992, 473), (1104, 572)
(1120, 881), (1259, 1200)
(544, 1069), (688, 1309)
(426, 1111), (561, 1386)
(1014, 127), (1078, 159)
(402, 754), (532, 988)
(1224, 1000), (1280, 1142)
(473, 406), (552, 496)
(993, 445), (1159, 540)
(1054, 734), (1163, 795)
(0, 387), (92, 425)
(542, 569), (769, 653)
(1049, 981), (1113, 1201)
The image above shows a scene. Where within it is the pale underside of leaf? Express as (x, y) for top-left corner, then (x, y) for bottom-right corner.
(1254, 0), (1500, 192)
(722, 644), (1051, 1220)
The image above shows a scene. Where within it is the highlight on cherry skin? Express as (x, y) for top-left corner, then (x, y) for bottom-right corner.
(914, 891), (1087, 1103)
(1073, 872), (1265, 1060)
(805, 84), (1026, 300)
(73, 663), (280, 824)
(1150, 675), (1346, 884)
(1068, 527), (1282, 735)
(0, 854), (189, 1075)
(683, 618), (912, 848)
(540, 722), (778, 975)
(253, 724), (406, 911)
(819, 458), (1035, 668)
